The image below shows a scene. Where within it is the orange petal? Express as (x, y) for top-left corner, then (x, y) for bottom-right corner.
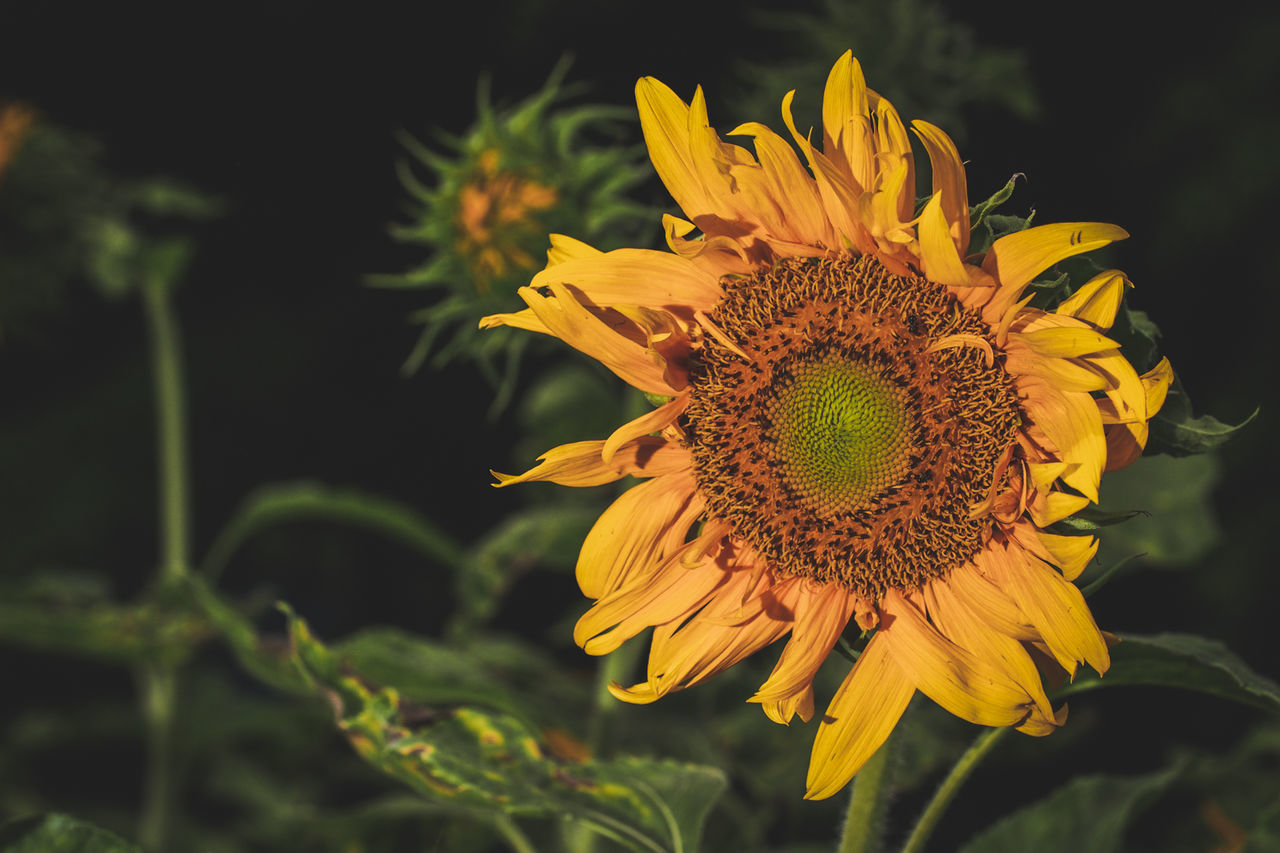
(805, 634), (914, 800)
(602, 395), (691, 463)
(983, 542), (1109, 678)
(517, 283), (679, 396)
(531, 248), (724, 315)
(1055, 269), (1129, 331)
(750, 581), (856, 715)
(493, 437), (690, 488)
(1017, 375), (1107, 502)
(576, 528), (729, 655)
(912, 119), (970, 255)
(575, 471), (703, 599)
(877, 589), (1032, 727)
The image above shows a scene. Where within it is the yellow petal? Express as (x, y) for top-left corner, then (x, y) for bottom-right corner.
(636, 76), (715, 224)
(575, 472), (703, 599)
(602, 394), (690, 463)
(983, 542), (1109, 678)
(517, 284), (678, 396)
(984, 222), (1129, 292)
(879, 590), (1032, 727)
(1014, 327), (1120, 358)
(805, 634), (915, 800)
(918, 192), (971, 286)
(1055, 269), (1129, 330)
(530, 248), (724, 315)
(1017, 376), (1107, 502)
(545, 233), (604, 266)
(493, 437), (689, 488)
(750, 581), (855, 711)
(728, 121), (832, 246)
(912, 119), (970, 255)
(821, 51), (870, 182)
(478, 306), (551, 335)
(925, 578), (1055, 725)
(577, 543), (729, 656)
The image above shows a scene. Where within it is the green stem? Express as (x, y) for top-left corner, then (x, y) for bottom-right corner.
(137, 269), (193, 851)
(837, 732), (898, 853)
(494, 816), (538, 853)
(137, 665), (177, 852)
(566, 642), (645, 853)
(900, 727), (1008, 853)
(142, 273), (191, 581)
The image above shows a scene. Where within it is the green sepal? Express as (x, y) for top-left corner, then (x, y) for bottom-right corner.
(1147, 375), (1257, 456)
(279, 605), (727, 853)
(1048, 506), (1147, 534)
(968, 174), (1022, 233)
(0, 813), (141, 852)
(959, 764), (1182, 853)
(1055, 633), (1280, 716)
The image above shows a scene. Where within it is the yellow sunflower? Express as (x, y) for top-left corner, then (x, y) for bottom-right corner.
(482, 51), (1172, 799)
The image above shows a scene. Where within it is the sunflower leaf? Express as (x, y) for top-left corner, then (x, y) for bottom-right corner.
(968, 175), (1022, 230)
(0, 813), (141, 852)
(959, 764), (1181, 853)
(280, 605), (727, 853)
(1147, 378), (1257, 456)
(200, 481), (466, 583)
(1055, 633), (1280, 716)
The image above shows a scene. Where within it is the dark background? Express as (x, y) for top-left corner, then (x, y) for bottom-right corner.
(0, 1), (1277, 847)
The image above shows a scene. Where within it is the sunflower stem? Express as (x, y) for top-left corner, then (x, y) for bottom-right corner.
(566, 641), (644, 853)
(137, 264), (193, 852)
(900, 726), (1008, 853)
(837, 730), (899, 853)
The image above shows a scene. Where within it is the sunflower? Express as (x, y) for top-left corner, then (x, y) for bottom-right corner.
(482, 51), (1172, 799)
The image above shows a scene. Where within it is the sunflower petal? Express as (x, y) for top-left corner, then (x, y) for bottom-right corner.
(575, 472), (702, 599)
(984, 222), (1130, 292)
(493, 437), (690, 488)
(805, 634), (914, 800)
(1056, 270), (1129, 330)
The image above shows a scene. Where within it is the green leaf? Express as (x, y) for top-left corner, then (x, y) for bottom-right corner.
(1147, 377), (1256, 456)
(1091, 453), (1221, 568)
(0, 813), (140, 852)
(1057, 633), (1280, 716)
(1048, 506), (1147, 534)
(280, 605), (726, 852)
(201, 481), (466, 582)
(968, 175), (1021, 231)
(959, 764), (1180, 853)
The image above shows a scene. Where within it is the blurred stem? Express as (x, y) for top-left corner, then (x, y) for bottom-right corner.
(142, 271), (191, 580)
(137, 269), (192, 852)
(837, 731), (898, 853)
(494, 816), (538, 853)
(900, 727), (1008, 853)
(566, 641), (644, 853)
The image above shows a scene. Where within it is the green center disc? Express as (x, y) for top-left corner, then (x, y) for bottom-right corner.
(765, 356), (913, 515)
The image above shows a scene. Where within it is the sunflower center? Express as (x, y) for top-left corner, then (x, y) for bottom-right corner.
(765, 356), (912, 514)
(683, 255), (1022, 600)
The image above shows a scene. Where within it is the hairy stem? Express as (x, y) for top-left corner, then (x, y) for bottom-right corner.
(837, 732), (898, 853)
(901, 727), (1008, 853)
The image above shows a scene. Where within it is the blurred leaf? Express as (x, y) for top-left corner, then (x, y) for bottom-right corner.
(201, 481), (466, 582)
(959, 764), (1180, 853)
(335, 628), (536, 725)
(0, 575), (211, 666)
(0, 813), (140, 852)
(451, 504), (599, 637)
(281, 604), (726, 852)
(1057, 633), (1280, 716)
(1248, 803), (1280, 853)
(1148, 377), (1256, 456)
(185, 576), (307, 694)
(1092, 453), (1221, 568)
(969, 212), (1034, 256)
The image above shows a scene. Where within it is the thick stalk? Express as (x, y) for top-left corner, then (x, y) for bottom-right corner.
(900, 727), (1008, 853)
(836, 732), (898, 853)
(137, 271), (192, 852)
